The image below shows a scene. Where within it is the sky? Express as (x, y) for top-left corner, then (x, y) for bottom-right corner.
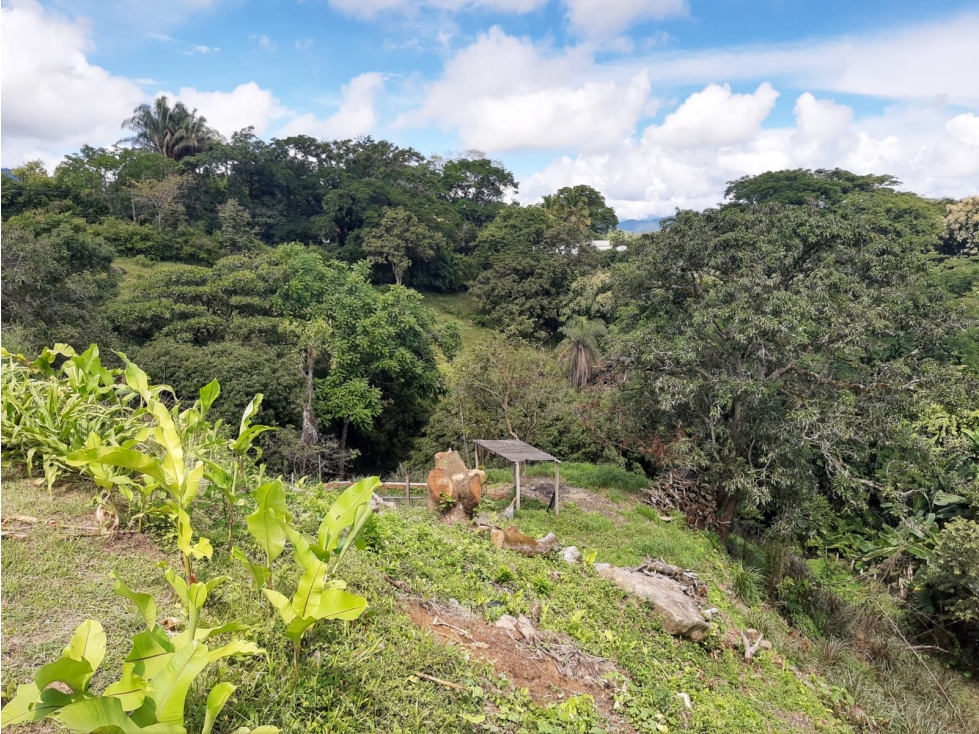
(2, 0), (978, 219)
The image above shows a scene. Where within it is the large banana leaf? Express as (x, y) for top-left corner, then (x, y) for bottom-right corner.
(0, 683), (41, 726)
(113, 574), (158, 630)
(104, 663), (148, 712)
(201, 683), (236, 734)
(317, 476), (379, 552)
(54, 695), (185, 734)
(125, 627), (175, 680)
(139, 642), (210, 726)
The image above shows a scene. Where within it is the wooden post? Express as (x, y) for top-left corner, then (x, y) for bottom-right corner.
(474, 443), (480, 471)
(554, 462), (560, 516)
(514, 461), (521, 514)
(405, 473), (411, 507)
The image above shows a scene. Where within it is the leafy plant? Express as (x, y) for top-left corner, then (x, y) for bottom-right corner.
(234, 477), (379, 681)
(0, 574), (263, 732)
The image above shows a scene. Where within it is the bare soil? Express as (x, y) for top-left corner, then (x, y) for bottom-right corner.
(405, 598), (636, 732)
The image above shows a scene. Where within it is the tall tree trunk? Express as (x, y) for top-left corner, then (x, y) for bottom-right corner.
(717, 491), (739, 543)
(301, 346), (318, 446)
(338, 417), (350, 480)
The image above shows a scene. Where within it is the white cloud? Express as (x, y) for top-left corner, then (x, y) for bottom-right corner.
(521, 88), (979, 220)
(164, 83), (287, 137)
(1, 0), (144, 168)
(637, 12), (979, 106)
(564, 0), (688, 38)
(326, 0), (545, 21)
(295, 38), (314, 50)
(643, 82), (779, 147)
(278, 73), (385, 140)
(186, 44), (220, 54)
(399, 27), (654, 151)
(250, 33), (276, 51)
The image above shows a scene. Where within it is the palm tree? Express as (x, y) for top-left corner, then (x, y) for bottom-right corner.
(561, 190), (592, 231)
(540, 193), (563, 219)
(556, 316), (607, 388)
(121, 96), (223, 160)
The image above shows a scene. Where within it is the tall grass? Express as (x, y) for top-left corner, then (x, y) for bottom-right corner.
(484, 461), (649, 494)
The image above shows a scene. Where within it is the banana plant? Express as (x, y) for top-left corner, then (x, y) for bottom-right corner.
(0, 575), (262, 733)
(232, 478), (291, 589)
(205, 394), (276, 550)
(67, 360), (213, 584)
(233, 476), (379, 682)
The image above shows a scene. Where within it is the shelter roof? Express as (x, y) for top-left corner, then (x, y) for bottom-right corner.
(474, 439), (559, 463)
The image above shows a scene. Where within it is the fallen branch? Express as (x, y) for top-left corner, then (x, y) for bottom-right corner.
(741, 630), (765, 663)
(415, 672), (466, 691)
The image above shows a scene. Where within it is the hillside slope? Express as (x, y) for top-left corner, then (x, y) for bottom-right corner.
(2, 472), (976, 733)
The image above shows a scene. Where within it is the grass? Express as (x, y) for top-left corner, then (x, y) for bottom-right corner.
(485, 462), (650, 495)
(3, 467), (978, 734)
(420, 292), (493, 354)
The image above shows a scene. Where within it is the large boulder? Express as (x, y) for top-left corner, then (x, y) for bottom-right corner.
(594, 563), (709, 641)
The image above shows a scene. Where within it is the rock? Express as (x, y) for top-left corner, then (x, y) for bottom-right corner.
(594, 563), (710, 641)
(491, 526), (560, 556)
(760, 640), (773, 651)
(677, 692), (693, 710)
(561, 546), (582, 564)
(701, 607), (720, 622)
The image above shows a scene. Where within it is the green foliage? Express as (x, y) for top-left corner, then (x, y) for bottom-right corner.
(361, 207), (446, 285)
(922, 518), (979, 627)
(235, 477), (378, 680)
(1, 344), (151, 491)
(0, 575), (262, 733)
(724, 168), (899, 207)
(609, 202), (973, 532)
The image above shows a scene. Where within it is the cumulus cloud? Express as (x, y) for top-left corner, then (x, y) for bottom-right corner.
(399, 27), (654, 151)
(521, 89), (979, 219)
(164, 82), (287, 137)
(1, 0), (143, 168)
(278, 73), (385, 140)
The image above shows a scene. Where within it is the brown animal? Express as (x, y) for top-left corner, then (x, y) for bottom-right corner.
(426, 450), (486, 522)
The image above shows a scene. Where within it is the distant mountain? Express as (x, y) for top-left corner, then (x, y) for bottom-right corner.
(617, 218), (664, 233)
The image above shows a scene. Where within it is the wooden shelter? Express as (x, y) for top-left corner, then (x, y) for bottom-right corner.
(473, 439), (561, 516)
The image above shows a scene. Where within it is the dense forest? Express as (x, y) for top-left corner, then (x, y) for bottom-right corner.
(2, 97), (978, 667)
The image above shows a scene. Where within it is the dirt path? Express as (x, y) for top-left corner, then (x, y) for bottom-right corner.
(405, 599), (636, 732)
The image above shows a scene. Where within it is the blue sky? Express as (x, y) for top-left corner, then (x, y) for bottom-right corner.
(3, 0), (978, 218)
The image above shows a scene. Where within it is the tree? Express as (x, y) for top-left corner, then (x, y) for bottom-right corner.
(121, 96), (223, 160)
(439, 155), (517, 227)
(724, 168), (899, 208)
(218, 197), (262, 252)
(609, 203), (969, 539)
(942, 196), (979, 256)
(361, 207), (445, 285)
(471, 209), (597, 339)
(1, 218), (118, 350)
(556, 316), (607, 388)
(127, 173), (188, 230)
(538, 185), (618, 235)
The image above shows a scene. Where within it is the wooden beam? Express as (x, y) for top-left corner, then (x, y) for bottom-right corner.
(554, 462), (560, 516)
(514, 461), (521, 514)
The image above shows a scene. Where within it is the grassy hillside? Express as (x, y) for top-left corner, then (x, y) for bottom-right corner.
(3, 469), (976, 733)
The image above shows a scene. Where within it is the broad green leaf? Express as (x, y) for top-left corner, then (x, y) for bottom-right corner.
(261, 589), (295, 625)
(206, 640), (262, 663)
(292, 561), (328, 619)
(125, 627), (175, 681)
(66, 447), (166, 484)
(316, 588), (368, 621)
(198, 380), (221, 417)
(318, 476), (379, 551)
(34, 656), (94, 694)
(182, 462), (206, 508)
(149, 401), (185, 488)
(283, 616), (318, 643)
(64, 619), (107, 676)
(193, 622), (250, 641)
(254, 480), (288, 518)
(31, 687), (78, 720)
(331, 504), (372, 572)
(246, 509), (286, 566)
(186, 583), (208, 639)
(237, 394), (263, 437)
(0, 683), (41, 726)
(165, 568), (190, 610)
(201, 683), (236, 734)
(232, 548), (272, 590)
(190, 537), (213, 561)
(54, 694), (186, 734)
(119, 352), (151, 401)
(113, 574), (158, 630)
(146, 642), (210, 725)
(104, 663), (148, 711)
(283, 524), (328, 571)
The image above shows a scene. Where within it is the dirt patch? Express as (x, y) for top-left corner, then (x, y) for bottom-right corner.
(523, 481), (631, 521)
(405, 599), (635, 732)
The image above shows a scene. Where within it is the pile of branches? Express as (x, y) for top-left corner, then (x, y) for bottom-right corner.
(642, 469), (718, 530)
